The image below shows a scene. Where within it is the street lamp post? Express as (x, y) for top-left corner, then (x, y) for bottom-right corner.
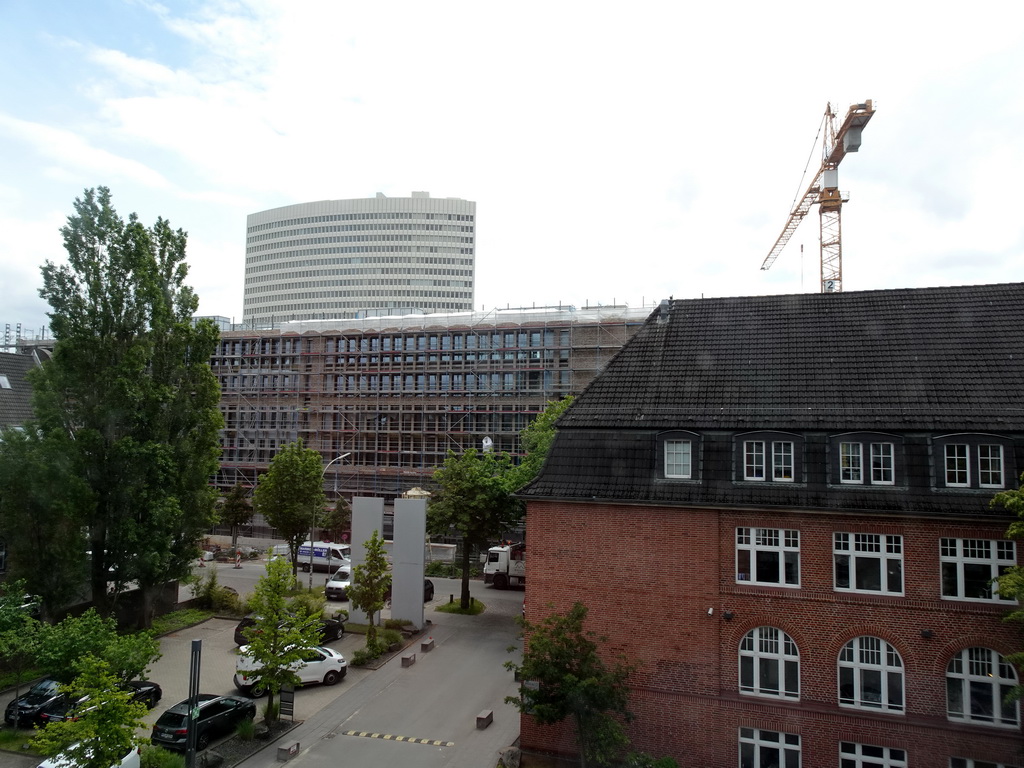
(310, 453), (350, 590)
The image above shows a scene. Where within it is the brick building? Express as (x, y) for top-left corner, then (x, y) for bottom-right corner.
(520, 284), (1024, 767)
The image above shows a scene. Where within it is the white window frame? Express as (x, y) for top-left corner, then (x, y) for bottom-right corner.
(772, 441), (794, 481)
(739, 727), (800, 768)
(739, 626), (800, 700)
(664, 439), (692, 479)
(945, 444), (970, 486)
(946, 647), (1020, 727)
(736, 527), (800, 587)
(838, 636), (905, 713)
(940, 538), (1016, 602)
(834, 533), (904, 595)
(744, 440), (766, 481)
(870, 442), (895, 484)
(978, 444), (1004, 488)
(840, 442), (863, 483)
(840, 742), (907, 768)
(950, 759), (1018, 768)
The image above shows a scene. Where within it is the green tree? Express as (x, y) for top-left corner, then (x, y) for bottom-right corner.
(18, 186), (222, 626)
(993, 471), (1024, 698)
(253, 440), (326, 578)
(30, 657), (147, 768)
(34, 608), (160, 683)
(0, 429), (90, 620)
(506, 395), (575, 492)
(220, 483), (254, 553)
(319, 496), (351, 544)
(345, 530), (391, 650)
(428, 449), (522, 609)
(238, 555), (324, 723)
(0, 581), (42, 700)
(505, 602), (635, 768)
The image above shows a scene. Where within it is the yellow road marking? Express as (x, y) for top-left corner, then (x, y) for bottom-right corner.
(343, 730), (454, 747)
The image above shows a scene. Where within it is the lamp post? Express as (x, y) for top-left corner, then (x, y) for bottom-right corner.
(310, 453), (350, 590)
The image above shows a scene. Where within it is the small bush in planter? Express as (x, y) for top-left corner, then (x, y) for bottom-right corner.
(380, 628), (402, 650)
(235, 715), (257, 741)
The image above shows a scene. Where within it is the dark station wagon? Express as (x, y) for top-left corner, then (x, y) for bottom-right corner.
(150, 694), (256, 752)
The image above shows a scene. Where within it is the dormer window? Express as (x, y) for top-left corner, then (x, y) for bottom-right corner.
(934, 435), (1013, 490)
(831, 433), (900, 486)
(737, 432), (801, 483)
(658, 431), (700, 481)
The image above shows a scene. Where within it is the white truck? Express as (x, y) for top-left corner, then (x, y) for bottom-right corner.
(483, 542), (526, 589)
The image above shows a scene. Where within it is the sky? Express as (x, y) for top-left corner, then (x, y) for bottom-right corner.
(2, 0), (1023, 339)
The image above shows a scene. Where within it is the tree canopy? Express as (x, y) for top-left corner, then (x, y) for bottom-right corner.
(0, 186), (222, 626)
(252, 439), (326, 578)
(220, 483), (255, 552)
(506, 395), (575, 492)
(428, 448), (522, 609)
(238, 555), (324, 723)
(505, 602), (635, 768)
(993, 471), (1024, 691)
(346, 530), (391, 650)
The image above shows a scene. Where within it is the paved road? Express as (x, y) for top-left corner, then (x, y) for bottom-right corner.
(1, 577), (524, 768)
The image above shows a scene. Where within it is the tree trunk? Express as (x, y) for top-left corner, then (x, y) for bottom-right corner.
(460, 539), (472, 610)
(267, 690), (277, 724)
(136, 584), (155, 630)
(231, 525), (239, 552)
(89, 525), (111, 617)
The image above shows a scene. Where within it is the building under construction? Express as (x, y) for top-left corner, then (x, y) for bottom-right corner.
(213, 304), (652, 503)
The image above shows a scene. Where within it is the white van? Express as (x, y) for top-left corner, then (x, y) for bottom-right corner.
(274, 541), (351, 573)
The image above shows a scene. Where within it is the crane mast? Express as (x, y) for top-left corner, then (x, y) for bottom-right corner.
(761, 100), (875, 293)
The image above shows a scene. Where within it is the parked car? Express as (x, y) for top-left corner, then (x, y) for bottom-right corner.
(150, 694), (256, 752)
(36, 743), (140, 768)
(5, 678), (63, 728)
(39, 680), (162, 725)
(233, 612), (344, 646)
(325, 567), (351, 600)
(234, 644), (347, 698)
(384, 578), (435, 604)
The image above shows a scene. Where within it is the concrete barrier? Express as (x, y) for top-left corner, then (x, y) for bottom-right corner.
(476, 709), (493, 729)
(277, 742), (300, 762)
(402, 653), (416, 667)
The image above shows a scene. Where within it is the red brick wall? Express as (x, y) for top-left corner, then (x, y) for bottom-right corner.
(521, 500), (1024, 767)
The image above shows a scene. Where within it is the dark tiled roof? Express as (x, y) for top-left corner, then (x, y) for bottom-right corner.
(559, 283), (1024, 432)
(524, 283), (1024, 515)
(0, 352), (37, 428)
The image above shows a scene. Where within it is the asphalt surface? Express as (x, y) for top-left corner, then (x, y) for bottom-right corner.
(1, 577), (524, 768)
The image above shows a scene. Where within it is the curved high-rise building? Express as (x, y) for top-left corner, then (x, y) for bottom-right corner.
(243, 192), (475, 326)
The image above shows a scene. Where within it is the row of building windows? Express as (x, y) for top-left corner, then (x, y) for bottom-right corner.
(741, 628), (1017, 728)
(249, 293), (473, 314)
(247, 233), (474, 254)
(245, 245), (473, 265)
(247, 211), (475, 233)
(218, 369), (569, 394)
(248, 221), (474, 243)
(246, 283), (473, 301)
(736, 528), (1014, 601)
(663, 432), (1014, 490)
(246, 268), (474, 287)
(246, 254), (474, 270)
(740, 729), (1013, 767)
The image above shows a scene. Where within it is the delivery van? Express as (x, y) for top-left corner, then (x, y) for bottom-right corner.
(280, 541), (351, 573)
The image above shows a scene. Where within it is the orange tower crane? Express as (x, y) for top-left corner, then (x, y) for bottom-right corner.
(761, 100), (875, 293)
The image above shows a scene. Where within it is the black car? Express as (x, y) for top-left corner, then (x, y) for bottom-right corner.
(38, 680), (163, 726)
(233, 612), (344, 646)
(385, 579), (435, 604)
(5, 678), (63, 728)
(150, 694), (256, 752)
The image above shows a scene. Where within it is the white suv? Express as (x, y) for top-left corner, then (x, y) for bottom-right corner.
(234, 645), (347, 698)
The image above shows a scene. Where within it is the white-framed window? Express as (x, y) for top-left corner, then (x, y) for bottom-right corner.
(840, 442), (863, 483)
(871, 443), (895, 484)
(739, 728), (800, 768)
(745, 440), (766, 480)
(946, 647), (1020, 727)
(739, 627), (799, 700)
(979, 445), (1004, 488)
(664, 439), (692, 479)
(840, 742), (907, 768)
(950, 759), (1019, 768)
(946, 444), (970, 486)
(834, 533), (904, 595)
(736, 527), (800, 586)
(772, 441), (794, 481)
(941, 538), (1016, 602)
(838, 636), (904, 713)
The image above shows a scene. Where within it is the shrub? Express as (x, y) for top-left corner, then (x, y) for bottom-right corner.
(351, 647), (377, 666)
(235, 715), (257, 741)
(380, 628), (402, 648)
(425, 561), (460, 578)
(140, 745), (186, 768)
(383, 618), (411, 630)
(288, 591), (327, 617)
(623, 754), (679, 768)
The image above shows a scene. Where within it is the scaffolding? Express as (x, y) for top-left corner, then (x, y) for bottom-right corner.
(213, 304), (653, 502)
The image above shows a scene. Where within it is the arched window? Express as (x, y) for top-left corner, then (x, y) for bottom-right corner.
(946, 647), (1019, 727)
(739, 627), (799, 699)
(838, 636), (904, 712)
